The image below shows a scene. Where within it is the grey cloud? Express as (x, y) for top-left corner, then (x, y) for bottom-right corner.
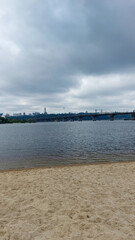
(0, 0), (135, 113)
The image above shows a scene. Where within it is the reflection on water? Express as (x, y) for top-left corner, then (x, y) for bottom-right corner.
(0, 121), (135, 170)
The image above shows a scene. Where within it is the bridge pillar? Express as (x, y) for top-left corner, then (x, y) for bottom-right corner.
(55, 118), (60, 122)
(131, 113), (135, 120)
(110, 114), (114, 121)
(92, 115), (96, 121)
(78, 116), (83, 121)
(70, 118), (74, 121)
(63, 117), (67, 121)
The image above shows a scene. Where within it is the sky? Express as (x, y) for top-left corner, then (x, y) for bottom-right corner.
(0, 0), (135, 114)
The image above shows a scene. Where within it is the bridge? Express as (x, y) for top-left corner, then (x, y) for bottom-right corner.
(36, 111), (135, 122)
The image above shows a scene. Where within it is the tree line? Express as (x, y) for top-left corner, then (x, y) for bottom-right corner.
(0, 117), (35, 124)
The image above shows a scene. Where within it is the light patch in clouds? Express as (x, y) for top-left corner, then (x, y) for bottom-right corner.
(1, 73), (135, 114)
(64, 73), (135, 112)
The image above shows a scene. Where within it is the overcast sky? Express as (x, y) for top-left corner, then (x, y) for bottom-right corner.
(0, 0), (135, 114)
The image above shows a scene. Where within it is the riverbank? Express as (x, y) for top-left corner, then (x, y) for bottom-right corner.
(0, 161), (135, 240)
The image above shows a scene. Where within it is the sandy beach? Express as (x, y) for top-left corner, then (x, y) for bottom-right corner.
(0, 162), (135, 240)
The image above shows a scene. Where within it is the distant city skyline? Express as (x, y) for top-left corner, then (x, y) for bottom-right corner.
(1, 107), (135, 118)
(0, 1), (135, 113)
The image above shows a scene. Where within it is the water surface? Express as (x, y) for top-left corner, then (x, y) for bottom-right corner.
(0, 121), (135, 170)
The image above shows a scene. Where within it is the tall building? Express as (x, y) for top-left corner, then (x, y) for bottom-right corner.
(44, 108), (47, 114)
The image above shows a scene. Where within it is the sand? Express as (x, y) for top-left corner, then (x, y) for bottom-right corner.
(0, 162), (135, 240)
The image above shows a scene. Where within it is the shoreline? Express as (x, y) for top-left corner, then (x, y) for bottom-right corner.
(0, 158), (135, 173)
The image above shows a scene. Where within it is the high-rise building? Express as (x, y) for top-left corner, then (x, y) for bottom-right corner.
(44, 108), (47, 114)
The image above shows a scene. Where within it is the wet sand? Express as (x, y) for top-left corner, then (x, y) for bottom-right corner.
(0, 161), (135, 240)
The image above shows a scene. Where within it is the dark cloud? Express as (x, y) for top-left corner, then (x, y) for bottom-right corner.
(0, 0), (135, 113)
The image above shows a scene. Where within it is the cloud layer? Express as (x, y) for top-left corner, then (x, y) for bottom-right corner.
(0, 0), (135, 114)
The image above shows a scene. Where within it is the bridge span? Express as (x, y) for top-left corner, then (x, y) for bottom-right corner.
(36, 111), (135, 122)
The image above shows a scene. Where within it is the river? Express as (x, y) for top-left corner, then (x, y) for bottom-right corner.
(0, 120), (135, 170)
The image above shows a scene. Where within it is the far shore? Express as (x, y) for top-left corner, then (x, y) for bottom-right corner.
(0, 161), (135, 239)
